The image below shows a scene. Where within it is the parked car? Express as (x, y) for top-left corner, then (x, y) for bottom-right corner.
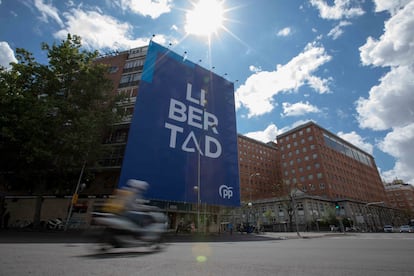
(399, 225), (412, 233)
(383, 225), (394, 233)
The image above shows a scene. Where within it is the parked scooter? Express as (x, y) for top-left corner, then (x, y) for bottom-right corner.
(47, 218), (64, 230)
(86, 180), (167, 252)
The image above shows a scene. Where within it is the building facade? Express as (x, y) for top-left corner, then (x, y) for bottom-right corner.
(237, 134), (281, 203)
(385, 179), (414, 214)
(276, 121), (387, 204)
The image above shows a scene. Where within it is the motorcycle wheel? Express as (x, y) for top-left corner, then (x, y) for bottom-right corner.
(85, 228), (114, 253)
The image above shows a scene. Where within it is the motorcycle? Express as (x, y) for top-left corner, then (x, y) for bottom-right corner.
(47, 218), (64, 230)
(87, 205), (168, 252)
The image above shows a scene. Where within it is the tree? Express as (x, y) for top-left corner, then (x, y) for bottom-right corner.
(0, 34), (123, 194)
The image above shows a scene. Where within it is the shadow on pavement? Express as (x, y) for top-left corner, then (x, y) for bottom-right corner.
(0, 229), (281, 244)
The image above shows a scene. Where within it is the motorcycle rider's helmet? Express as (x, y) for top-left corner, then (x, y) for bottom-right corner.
(126, 179), (149, 193)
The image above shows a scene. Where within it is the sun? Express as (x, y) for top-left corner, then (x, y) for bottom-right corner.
(185, 0), (225, 37)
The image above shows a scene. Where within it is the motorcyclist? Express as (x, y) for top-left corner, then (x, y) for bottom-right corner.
(101, 179), (149, 214)
(91, 179), (167, 249)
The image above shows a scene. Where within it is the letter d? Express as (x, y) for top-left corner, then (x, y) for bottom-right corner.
(204, 136), (222, 158)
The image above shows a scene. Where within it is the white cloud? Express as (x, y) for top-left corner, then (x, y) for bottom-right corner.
(337, 131), (374, 155)
(244, 120), (317, 144)
(328, 20), (351, 39)
(357, 1), (414, 183)
(356, 66), (414, 131)
(34, 0), (64, 27)
(54, 9), (164, 51)
(249, 65), (261, 73)
(359, 2), (414, 68)
(374, 0), (412, 14)
(119, 0), (172, 19)
(244, 124), (280, 143)
(310, 0), (365, 20)
(0, 41), (17, 69)
(378, 123), (414, 184)
(281, 101), (321, 117)
(235, 42), (331, 117)
(277, 27), (292, 37)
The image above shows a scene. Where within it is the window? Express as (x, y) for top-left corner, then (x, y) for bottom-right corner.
(108, 66), (118, 73)
(120, 73), (141, 84)
(124, 58), (145, 70)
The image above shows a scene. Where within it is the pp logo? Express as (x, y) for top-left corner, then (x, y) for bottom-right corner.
(219, 185), (233, 199)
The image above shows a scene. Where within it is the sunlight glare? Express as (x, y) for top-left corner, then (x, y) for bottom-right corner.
(185, 0), (224, 37)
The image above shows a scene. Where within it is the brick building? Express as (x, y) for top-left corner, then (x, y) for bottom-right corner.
(237, 134), (281, 203)
(276, 121), (387, 203)
(385, 179), (414, 214)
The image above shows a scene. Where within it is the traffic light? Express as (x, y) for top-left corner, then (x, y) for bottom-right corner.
(335, 202), (340, 209)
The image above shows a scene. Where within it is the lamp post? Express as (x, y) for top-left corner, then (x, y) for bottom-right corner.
(65, 160), (86, 231)
(248, 173), (260, 226)
(290, 188), (301, 238)
(194, 121), (216, 233)
(194, 183), (200, 233)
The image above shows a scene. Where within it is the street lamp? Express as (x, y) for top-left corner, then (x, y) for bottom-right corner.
(65, 160), (86, 231)
(194, 122), (216, 233)
(289, 188), (301, 238)
(248, 173), (260, 225)
(248, 173), (260, 204)
(193, 184), (200, 232)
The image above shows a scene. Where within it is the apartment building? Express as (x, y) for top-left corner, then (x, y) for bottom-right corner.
(237, 134), (281, 203)
(92, 46), (148, 194)
(385, 179), (414, 213)
(276, 121), (387, 204)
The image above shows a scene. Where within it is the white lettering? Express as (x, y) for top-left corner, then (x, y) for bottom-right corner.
(204, 111), (218, 133)
(165, 123), (183, 148)
(165, 82), (222, 159)
(168, 98), (186, 122)
(185, 83), (206, 107)
(186, 83), (197, 104)
(181, 131), (202, 155)
(219, 185), (233, 199)
(188, 106), (203, 129)
(205, 136), (222, 158)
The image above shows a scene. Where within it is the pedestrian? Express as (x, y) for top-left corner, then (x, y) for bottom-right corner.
(228, 222), (233, 235)
(176, 217), (184, 234)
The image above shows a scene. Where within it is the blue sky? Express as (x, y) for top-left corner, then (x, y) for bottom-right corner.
(1, 0), (414, 184)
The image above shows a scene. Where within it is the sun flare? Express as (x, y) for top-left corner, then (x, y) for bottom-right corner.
(185, 0), (225, 37)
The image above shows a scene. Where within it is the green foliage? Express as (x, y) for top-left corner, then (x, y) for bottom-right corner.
(0, 34), (123, 193)
(321, 207), (339, 226)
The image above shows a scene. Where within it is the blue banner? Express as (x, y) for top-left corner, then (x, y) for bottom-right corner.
(119, 41), (240, 206)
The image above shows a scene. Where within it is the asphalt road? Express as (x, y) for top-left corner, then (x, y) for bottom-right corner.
(1, 231), (413, 276)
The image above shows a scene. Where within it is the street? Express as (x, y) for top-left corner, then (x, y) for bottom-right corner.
(0, 232), (413, 275)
